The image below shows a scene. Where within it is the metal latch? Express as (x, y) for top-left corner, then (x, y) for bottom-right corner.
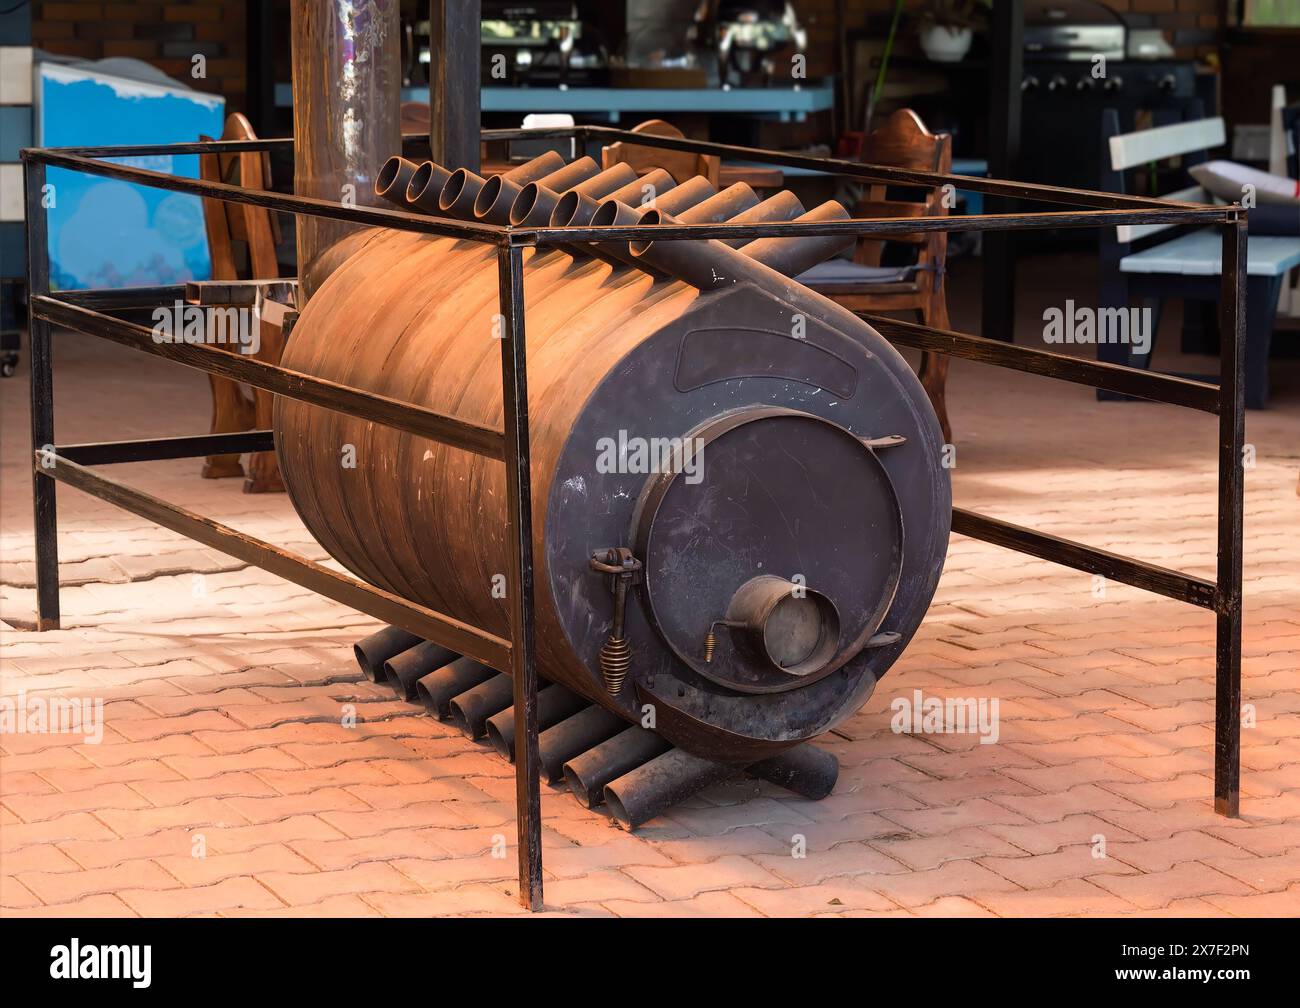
(588, 547), (642, 696)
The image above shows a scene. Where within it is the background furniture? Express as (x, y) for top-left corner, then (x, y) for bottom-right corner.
(601, 117), (720, 187)
(1268, 83), (1300, 322)
(1099, 109), (1300, 408)
(199, 112), (285, 492)
(799, 108), (954, 443)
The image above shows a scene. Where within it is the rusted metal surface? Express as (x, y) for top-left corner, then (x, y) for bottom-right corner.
(23, 125), (1247, 909)
(384, 641), (459, 700)
(353, 626), (422, 684)
(485, 684), (587, 762)
(448, 673), (515, 739)
(416, 657), (497, 718)
(291, 0), (400, 300)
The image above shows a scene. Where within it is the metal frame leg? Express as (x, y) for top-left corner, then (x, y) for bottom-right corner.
(24, 159), (59, 631)
(496, 244), (543, 908)
(1214, 217), (1246, 818)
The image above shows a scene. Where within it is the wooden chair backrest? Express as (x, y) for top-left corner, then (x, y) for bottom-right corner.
(601, 118), (721, 187)
(1100, 104), (1216, 248)
(852, 109), (951, 280)
(199, 112), (278, 282)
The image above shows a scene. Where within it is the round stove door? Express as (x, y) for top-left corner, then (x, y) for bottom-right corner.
(631, 406), (904, 694)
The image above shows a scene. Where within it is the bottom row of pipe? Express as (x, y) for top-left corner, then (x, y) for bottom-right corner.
(353, 625), (838, 828)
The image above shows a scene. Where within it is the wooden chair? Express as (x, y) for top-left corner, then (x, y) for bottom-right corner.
(601, 118), (721, 187)
(799, 109), (954, 442)
(198, 112), (285, 493)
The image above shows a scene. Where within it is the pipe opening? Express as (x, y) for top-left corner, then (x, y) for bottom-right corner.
(439, 169), (471, 211)
(475, 174), (504, 217)
(510, 183), (541, 225)
(589, 199), (622, 228)
(352, 642), (382, 682)
(447, 700), (471, 734)
(629, 209), (663, 256)
(603, 787), (632, 826)
(485, 721), (511, 760)
(562, 765), (598, 807)
(551, 190), (583, 228)
(375, 157), (406, 198)
(407, 162), (438, 203)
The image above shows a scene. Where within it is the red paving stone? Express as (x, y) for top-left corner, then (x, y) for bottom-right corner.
(2, 255), (1298, 916)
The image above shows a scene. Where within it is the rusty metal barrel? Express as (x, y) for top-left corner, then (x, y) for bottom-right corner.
(273, 152), (951, 764)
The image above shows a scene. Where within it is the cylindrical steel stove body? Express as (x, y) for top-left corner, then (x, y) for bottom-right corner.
(274, 161), (950, 765)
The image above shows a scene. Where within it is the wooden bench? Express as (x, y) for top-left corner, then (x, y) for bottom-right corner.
(1100, 110), (1300, 408)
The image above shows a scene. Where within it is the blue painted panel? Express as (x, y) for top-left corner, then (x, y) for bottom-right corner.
(36, 62), (224, 290)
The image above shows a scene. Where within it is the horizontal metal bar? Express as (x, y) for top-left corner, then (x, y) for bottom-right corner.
(520, 205), (1232, 246)
(56, 286), (189, 310)
(859, 313), (1220, 413)
(25, 131), (1233, 217)
(21, 133), (432, 159)
(59, 431), (275, 466)
(31, 296), (506, 461)
(572, 124), (1217, 210)
(951, 507), (1218, 610)
(35, 452), (513, 670)
(22, 149), (505, 243)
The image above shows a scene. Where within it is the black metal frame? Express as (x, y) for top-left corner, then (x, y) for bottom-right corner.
(21, 123), (1246, 911)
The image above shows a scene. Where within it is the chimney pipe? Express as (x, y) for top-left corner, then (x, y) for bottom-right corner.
(291, 0), (400, 300)
(428, 0), (481, 172)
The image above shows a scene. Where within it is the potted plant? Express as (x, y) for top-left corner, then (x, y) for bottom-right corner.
(916, 0), (989, 63)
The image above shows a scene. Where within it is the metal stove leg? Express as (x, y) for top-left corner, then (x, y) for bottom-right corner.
(25, 159), (59, 631)
(1214, 216), (1246, 818)
(497, 243), (543, 908)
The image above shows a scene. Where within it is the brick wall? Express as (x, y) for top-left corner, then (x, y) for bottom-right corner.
(31, 1), (245, 112)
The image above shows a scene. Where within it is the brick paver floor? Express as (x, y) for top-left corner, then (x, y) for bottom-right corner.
(2, 253), (1297, 916)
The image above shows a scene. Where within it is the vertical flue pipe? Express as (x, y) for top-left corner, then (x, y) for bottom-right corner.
(291, 0), (401, 300)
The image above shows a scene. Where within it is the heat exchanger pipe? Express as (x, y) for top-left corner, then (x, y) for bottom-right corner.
(485, 683), (588, 761)
(741, 201), (855, 277)
(439, 151), (563, 219)
(415, 657), (498, 719)
(603, 748), (736, 828)
(448, 673), (516, 739)
(406, 160), (453, 212)
(588, 181), (759, 268)
(474, 155), (598, 226)
(553, 167), (677, 230)
(384, 641), (460, 701)
(375, 156), (421, 209)
(629, 205), (851, 290)
(537, 706), (628, 784)
(601, 743), (840, 827)
(353, 626), (422, 684)
(562, 726), (674, 808)
(747, 744), (839, 801)
(509, 162), (637, 227)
